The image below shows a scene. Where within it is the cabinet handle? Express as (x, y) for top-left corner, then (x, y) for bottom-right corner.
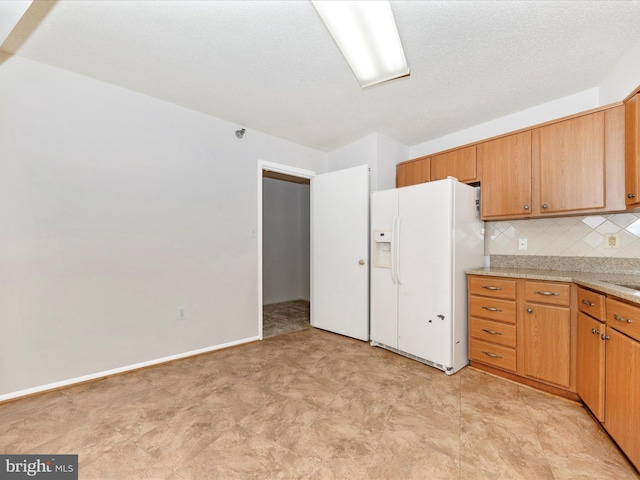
(526, 308), (533, 313)
(523, 205), (529, 210)
(541, 203), (548, 209)
(613, 313), (632, 324)
(581, 299), (595, 306)
(482, 351), (503, 359)
(481, 285), (502, 291)
(591, 328), (599, 334)
(601, 334), (610, 341)
(481, 306), (502, 312)
(482, 328), (503, 335)
(533, 290), (559, 296)
(628, 193), (637, 199)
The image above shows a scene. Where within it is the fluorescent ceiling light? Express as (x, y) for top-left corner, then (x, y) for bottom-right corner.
(312, 0), (410, 88)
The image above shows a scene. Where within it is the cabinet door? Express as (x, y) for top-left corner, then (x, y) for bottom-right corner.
(523, 302), (571, 387)
(430, 145), (477, 183)
(626, 93), (640, 207)
(396, 157), (430, 187)
(479, 131), (531, 218)
(576, 313), (605, 422)
(605, 328), (640, 468)
(534, 112), (605, 213)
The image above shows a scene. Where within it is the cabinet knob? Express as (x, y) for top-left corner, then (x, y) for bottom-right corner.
(601, 334), (610, 341)
(591, 328), (599, 334)
(523, 205), (529, 210)
(526, 308), (533, 313)
(628, 193), (637, 199)
(358, 259), (366, 265)
(541, 203), (548, 209)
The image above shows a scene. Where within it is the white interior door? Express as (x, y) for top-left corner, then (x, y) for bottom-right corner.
(311, 165), (369, 341)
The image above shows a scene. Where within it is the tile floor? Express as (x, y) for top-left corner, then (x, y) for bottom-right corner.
(263, 300), (311, 338)
(1, 327), (638, 479)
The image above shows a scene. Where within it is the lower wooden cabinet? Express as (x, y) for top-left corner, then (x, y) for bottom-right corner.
(605, 328), (640, 468)
(522, 302), (571, 387)
(576, 312), (605, 421)
(573, 288), (640, 470)
(468, 276), (575, 393)
(470, 339), (516, 371)
(468, 275), (517, 373)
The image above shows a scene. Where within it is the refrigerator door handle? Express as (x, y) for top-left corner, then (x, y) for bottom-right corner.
(396, 215), (402, 285)
(390, 215), (398, 285)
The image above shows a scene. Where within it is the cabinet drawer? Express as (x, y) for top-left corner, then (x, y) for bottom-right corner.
(468, 276), (516, 300)
(606, 298), (640, 342)
(469, 296), (516, 324)
(577, 287), (606, 321)
(470, 339), (516, 372)
(524, 281), (570, 306)
(470, 318), (516, 348)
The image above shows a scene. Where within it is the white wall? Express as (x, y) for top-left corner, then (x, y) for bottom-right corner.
(0, 54), (326, 396)
(262, 178), (310, 304)
(599, 38), (640, 104)
(327, 134), (377, 188)
(376, 133), (408, 191)
(327, 133), (408, 191)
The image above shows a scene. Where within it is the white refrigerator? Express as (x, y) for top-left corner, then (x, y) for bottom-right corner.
(370, 178), (484, 375)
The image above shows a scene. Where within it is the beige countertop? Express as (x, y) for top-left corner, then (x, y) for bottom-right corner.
(466, 267), (640, 306)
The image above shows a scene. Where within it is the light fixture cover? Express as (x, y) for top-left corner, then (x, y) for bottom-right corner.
(312, 0), (410, 87)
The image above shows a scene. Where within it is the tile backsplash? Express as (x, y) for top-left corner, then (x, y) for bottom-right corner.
(485, 213), (640, 259)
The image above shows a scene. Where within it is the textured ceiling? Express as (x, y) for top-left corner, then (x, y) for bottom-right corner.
(3, 0), (640, 152)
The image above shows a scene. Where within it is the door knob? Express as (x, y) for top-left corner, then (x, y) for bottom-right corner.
(358, 259), (366, 265)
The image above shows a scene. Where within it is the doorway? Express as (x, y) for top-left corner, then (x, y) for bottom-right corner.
(257, 161), (315, 339)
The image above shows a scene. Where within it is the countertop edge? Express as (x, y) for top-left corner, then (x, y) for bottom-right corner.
(466, 267), (640, 306)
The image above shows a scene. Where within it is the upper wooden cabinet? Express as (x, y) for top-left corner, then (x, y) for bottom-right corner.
(398, 104), (626, 217)
(626, 93), (640, 208)
(479, 131), (532, 218)
(396, 145), (478, 188)
(479, 106), (625, 220)
(430, 145), (478, 183)
(533, 112), (605, 214)
(396, 156), (429, 187)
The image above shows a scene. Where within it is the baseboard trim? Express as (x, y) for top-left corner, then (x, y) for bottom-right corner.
(0, 336), (260, 404)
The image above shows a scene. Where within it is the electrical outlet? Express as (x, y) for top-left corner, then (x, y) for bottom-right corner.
(518, 238), (528, 251)
(177, 306), (187, 321)
(604, 233), (620, 249)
